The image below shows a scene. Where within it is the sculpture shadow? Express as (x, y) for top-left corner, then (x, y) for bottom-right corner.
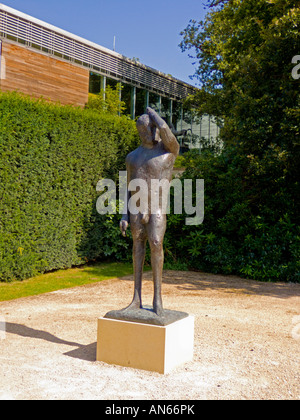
(5, 323), (96, 362)
(64, 343), (97, 362)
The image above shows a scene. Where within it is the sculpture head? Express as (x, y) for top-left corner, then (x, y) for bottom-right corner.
(136, 114), (159, 147)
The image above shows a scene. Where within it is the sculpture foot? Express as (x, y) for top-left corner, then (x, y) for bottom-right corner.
(123, 300), (142, 312)
(153, 302), (164, 317)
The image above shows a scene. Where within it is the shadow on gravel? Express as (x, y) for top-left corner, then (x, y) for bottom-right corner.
(64, 343), (97, 362)
(5, 322), (96, 362)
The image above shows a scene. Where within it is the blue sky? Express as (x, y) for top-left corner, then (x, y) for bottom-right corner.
(1, 0), (208, 86)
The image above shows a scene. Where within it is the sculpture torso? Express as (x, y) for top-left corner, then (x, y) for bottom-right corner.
(126, 142), (175, 183)
(126, 142), (176, 215)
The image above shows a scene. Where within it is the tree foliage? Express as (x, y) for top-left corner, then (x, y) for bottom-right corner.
(177, 0), (300, 282)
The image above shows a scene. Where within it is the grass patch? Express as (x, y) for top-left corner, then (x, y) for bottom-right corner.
(0, 262), (136, 302)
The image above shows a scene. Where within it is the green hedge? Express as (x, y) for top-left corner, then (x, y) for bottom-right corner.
(1, 92), (298, 284)
(0, 92), (138, 282)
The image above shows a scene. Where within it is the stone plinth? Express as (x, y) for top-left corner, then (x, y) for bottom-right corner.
(96, 315), (194, 374)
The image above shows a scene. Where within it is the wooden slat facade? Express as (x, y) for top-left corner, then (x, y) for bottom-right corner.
(0, 41), (89, 107)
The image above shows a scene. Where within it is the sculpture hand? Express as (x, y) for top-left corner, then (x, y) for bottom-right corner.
(147, 107), (165, 129)
(120, 219), (129, 237)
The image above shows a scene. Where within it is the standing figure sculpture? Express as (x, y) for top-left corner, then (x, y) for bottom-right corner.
(105, 108), (188, 325)
(121, 107), (179, 316)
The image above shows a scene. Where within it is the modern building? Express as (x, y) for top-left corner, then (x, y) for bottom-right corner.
(0, 3), (220, 150)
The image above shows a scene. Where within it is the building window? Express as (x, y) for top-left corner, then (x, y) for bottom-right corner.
(172, 101), (183, 132)
(161, 97), (171, 125)
(121, 83), (132, 116)
(89, 72), (101, 94)
(106, 77), (118, 89)
(136, 88), (148, 117)
(149, 92), (160, 112)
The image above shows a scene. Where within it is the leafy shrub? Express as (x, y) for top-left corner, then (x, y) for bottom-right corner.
(0, 91), (139, 281)
(174, 155), (186, 169)
(86, 84), (126, 116)
(163, 149), (300, 283)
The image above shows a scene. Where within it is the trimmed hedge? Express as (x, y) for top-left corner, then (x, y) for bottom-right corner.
(0, 92), (139, 282)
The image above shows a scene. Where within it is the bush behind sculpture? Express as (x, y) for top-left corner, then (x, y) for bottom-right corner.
(0, 91), (138, 282)
(163, 149), (300, 283)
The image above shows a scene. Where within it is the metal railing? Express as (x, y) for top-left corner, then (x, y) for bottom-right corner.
(0, 4), (195, 101)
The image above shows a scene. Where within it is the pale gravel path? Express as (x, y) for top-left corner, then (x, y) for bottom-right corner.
(0, 270), (299, 400)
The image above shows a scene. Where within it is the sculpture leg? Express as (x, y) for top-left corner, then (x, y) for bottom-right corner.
(147, 214), (166, 316)
(125, 215), (146, 310)
(130, 238), (146, 309)
(149, 240), (164, 316)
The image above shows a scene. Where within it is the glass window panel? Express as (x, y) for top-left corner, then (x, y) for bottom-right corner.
(121, 83), (132, 116)
(161, 97), (171, 124)
(89, 72), (101, 94)
(172, 101), (182, 132)
(106, 78), (118, 89)
(136, 88), (147, 117)
(149, 92), (160, 112)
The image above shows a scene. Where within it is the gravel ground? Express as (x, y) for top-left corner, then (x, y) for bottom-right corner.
(0, 270), (299, 400)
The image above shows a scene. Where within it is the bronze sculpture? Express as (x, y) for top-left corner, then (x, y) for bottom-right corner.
(105, 107), (188, 326)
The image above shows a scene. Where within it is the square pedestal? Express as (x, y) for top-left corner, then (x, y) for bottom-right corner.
(97, 315), (194, 374)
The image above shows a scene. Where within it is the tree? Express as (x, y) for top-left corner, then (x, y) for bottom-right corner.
(174, 0), (300, 282)
(180, 0), (300, 223)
